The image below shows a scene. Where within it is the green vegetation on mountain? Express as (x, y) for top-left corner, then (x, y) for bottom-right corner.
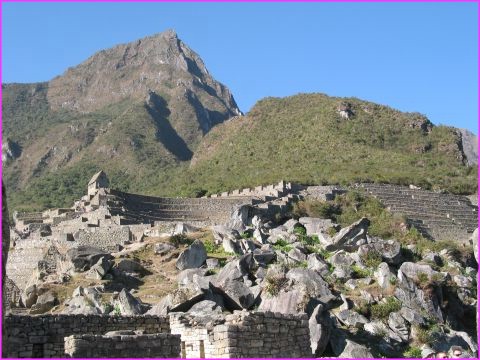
(2, 31), (476, 212)
(189, 94), (476, 195)
(3, 91), (477, 212)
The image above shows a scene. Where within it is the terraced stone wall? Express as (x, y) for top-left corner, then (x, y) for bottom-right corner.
(4, 314), (170, 358)
(109, 189), (253, 225)
(359, 183), (478, 243)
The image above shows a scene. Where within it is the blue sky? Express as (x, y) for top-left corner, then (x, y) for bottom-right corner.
(2, 2), (478, 133)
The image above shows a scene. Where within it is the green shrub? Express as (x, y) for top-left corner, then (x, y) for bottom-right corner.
(416, 272), (430, 287)
(273, 239), (293, 253)
(264, 274), (288, 296)
(203, 239), (219, 254)
(400, 246), (422, 262)
(205, 268), (218, 276)
(291, 260), (308, 269)
(354, 300), (371, 317)
(326, 227), (338, 237)
(301, 235), (320, 246)
(293, 225), (307, 236)
(403, 346), (422, 358)
(169, 234), (192, 246)
(240, 232), (251, 239)
(351, 265), (372, 279)
(292, 199), (340, 220)
(102, 302), (113, 314)
(370, 297), (402, 319)
(360, 251), (383, 268)
(413, 325), (434, 345)
(317, 248), (333, 260)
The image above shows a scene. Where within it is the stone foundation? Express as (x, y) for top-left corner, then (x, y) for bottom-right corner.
(170, 311), (312, 358)
(3, 314), (170, 358)
(64, 333), (181, 358)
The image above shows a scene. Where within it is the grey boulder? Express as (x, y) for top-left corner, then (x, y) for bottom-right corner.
(63, 286), (104, 315)
(67, 246), (113, 272)
(154, 242), (176, 255)
(211, 278), (254, 310)
(339, 340), (374, 358)
(227, 205), (250, 232)
(176, 240), (207, 270)
(30, 291), (57, 314)
(309, 304), (332, 356)
(147, 287), (204, 315)
(388, 311), (409, 343)
(21, 284), (38, 308)
(114, 289), (144, 315)
(299, 217), (334, 236)
(358, 239), (402, 265)
(326, 217), (370, 251)
(173, 222), (199, 236)
(85, 256), (113, 280)
(307, 253), (330, 276)
(472, 228), (478, 263)
(115, 259), (145, 273)
(335, 309), (368, 328)
(374, 262), (395, 289)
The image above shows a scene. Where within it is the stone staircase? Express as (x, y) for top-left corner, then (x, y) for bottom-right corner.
(358, 183), (478, 243)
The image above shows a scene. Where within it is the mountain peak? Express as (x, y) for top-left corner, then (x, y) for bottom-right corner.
(47, 30), (240, 116)
(159, 28), (178, 39)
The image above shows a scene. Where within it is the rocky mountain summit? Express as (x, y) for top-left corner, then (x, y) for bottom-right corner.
(2, 29), (241, 204)
(47, 29), (240, 123)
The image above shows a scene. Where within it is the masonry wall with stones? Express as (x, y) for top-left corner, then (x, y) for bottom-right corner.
(4, 314), (170, 358)
(75, 226), (131, 252)
(64, 333), (181, 358)
(207, 181), (295, 199)
(6, 238), (46, 290)
(169, 311), (311, 358)
(4, 276), (21, 309)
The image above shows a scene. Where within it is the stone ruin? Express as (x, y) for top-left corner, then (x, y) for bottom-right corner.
(169, 310), (311, 358)
(4, 172), (478, 358)
(7, 171), (477, 296)
(357, 183), (478, 244)
(4, 311), (310, 358)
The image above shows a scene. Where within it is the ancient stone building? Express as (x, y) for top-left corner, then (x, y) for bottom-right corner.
(4, 311), (312, 358)
(87, 170), (109, 196)
(3, 314), (171, 357)
(169, 311), (311, 358)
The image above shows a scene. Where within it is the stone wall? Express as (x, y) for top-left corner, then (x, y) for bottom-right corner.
(6, 238), (46, 290)
(302, 185), (347, 201)
(170, 311), (311, 358)
(4, 314), (170, 358)
(207, 180), (295, 199)
(4, 276), (21, 309)
(75, 226), (131, 252)
(64, 333), (181, 358)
